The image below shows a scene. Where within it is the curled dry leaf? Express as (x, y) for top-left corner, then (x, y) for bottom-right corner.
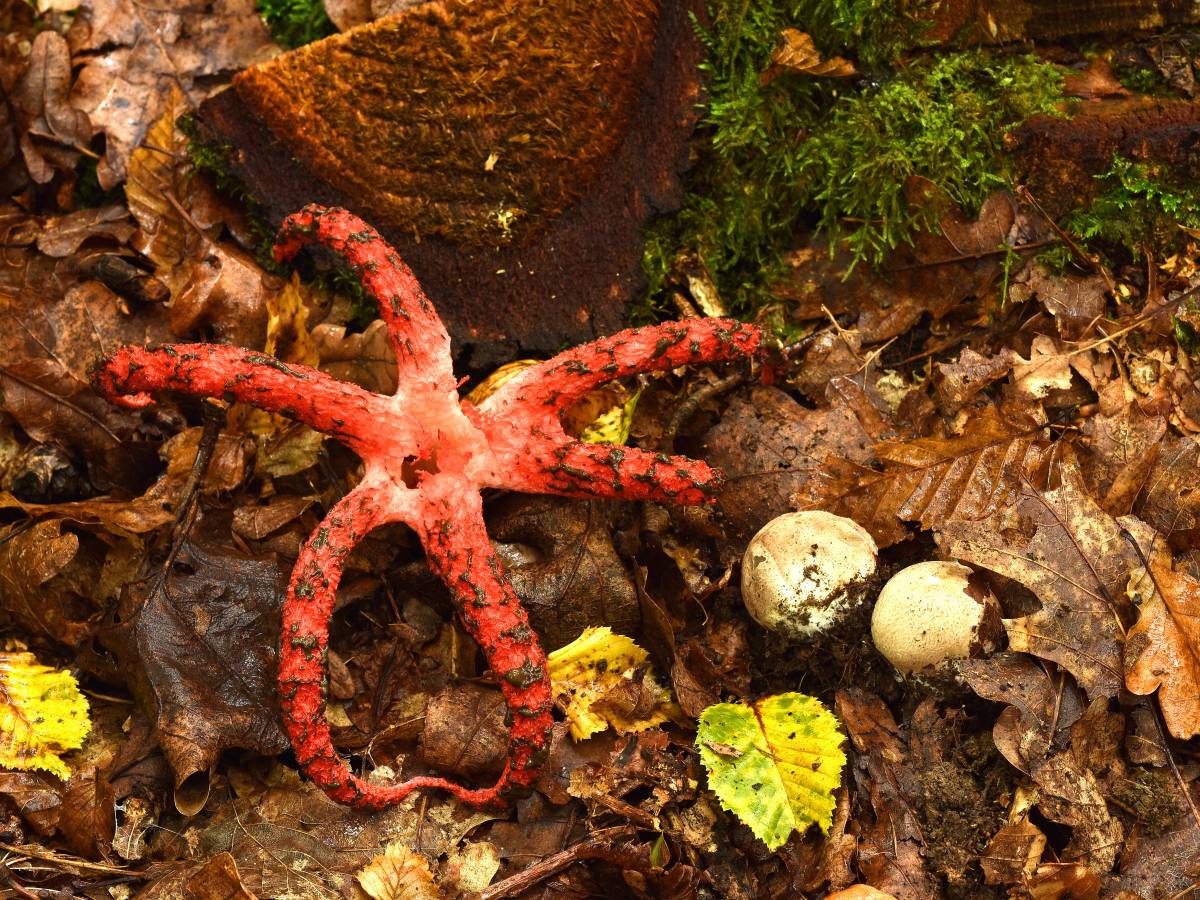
(940, 457), (1142, 698)
(932, 348), (1014, 415)
(1124, 552), (1200, 739)
(36, 205), (136, 258)
(107, 541), (290, 790)
(488, 495), (640, 651)
(125, 84), (196, 270)
(67, 0), (277, 187)
(0, 519), (93, 646)
(761, 29), (856, 83)
(419, 683), (508, 778)
(816, 404), (1049, 548)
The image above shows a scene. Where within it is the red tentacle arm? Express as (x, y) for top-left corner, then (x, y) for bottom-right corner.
(280, 474), (551, 811)
(274, 205), (453, 389)
(485, 438), (723, 505)
(479, 318), (762, 417)
(93, 343), (383, 451)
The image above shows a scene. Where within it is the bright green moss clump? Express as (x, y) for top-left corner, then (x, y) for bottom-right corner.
(257, 0), (337, 49)
(641, 0), (1066, 316)
(1056, 154), (1200, 263)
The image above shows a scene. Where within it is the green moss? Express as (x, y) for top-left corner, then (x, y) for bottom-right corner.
(72, 157), (124, 208)
(257, 0), (336, 49)
(638, 0), (1066, 318)
(1057, 153), (1200, 263)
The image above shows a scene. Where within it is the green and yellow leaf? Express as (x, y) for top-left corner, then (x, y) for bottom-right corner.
(697, 692), (845, 850)
(0, 652), (90, 780)
(547, 626), (675, 740)
(579, 386), (642, 445)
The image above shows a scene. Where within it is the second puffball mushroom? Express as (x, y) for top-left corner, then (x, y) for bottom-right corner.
(741, 511), (879, 641)
(870, 560), (1003, 674)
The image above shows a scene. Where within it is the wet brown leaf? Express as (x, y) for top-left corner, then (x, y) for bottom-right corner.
(941, 456), (1140, 698)
(231, 494), (317, 541)
(107, 540), (289, 788)
(703, 385), (877, 544)
(981, 818), (1046, 887)
(167, 240), (277, 350)
(488, 495), (639, 651)
(59, 766), (115, 860)
(11, 32), (92, 184)
(835, 689), (938, 899)
(933, 348), (1015, 414)
(1030, 753), (1123, 873)
(67, 0), (277, 188)
(0, 770), (62, 836)
(1124, 553), (1200, 739)
(816, 404), (1049, 547)
(0, 519), (95, 646)
(36, 204), (135, 258)
(960, 653), (1086, 772)
(419, 683), (507, 778)
(125, 84), (197, 270)
(1063, 55), (1130, 100)
(1107, 783), (1200, 899)
(1008, 264), (1108, 340)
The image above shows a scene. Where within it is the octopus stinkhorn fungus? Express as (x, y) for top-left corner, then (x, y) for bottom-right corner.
(93, 205), (762, 810)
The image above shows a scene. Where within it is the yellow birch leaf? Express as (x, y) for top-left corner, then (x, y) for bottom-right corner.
(125, 84), (193, 269)
(356, 842), (441, 900)
(579, 387), (642, 445)
(697, 692), (845, 850)
(464, 359), (540, 406)
(547, 626), (674, 740)
(0, 653), (90, 780)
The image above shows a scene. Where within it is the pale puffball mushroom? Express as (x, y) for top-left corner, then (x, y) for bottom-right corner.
(871, 560), (1002, 674)
(741, 511), (878, 640)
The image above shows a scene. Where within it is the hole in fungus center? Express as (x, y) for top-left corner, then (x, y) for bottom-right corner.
(400, 451), (439, 488)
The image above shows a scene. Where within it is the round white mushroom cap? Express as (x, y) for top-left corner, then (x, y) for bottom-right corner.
(741, 510), (878, 640)
(870, 560), (1002, 673)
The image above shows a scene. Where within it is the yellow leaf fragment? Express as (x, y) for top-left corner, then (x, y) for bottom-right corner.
(465, 359), (540, 406)
(356, 842), (441, 900)
(547, 626), (675, 740)
(697, 692), (845, 850)
(0, 652), (90, 780)
(579, 387), (642, 445)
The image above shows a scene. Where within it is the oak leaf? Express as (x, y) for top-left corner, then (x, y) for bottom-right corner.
(1124, 554), (1200, 739)
(940, 456), (1141, 698)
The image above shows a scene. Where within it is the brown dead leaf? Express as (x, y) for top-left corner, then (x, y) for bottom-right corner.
(1064, 55), (1130, 100)
(940, 456), (1141, 698)
(231, 494), (317, 541)
(981, 819), (1046, 887)
(126, 84), (197, 270)
(959, 653), (1086, 773)
(933, 348), (1015, 414)
(0, 519), (95, 647)
(703, 385), (878, 544)
(488, 495), (639, 651)
(419, 683), (507, 778)
(0, 770), (62, 836)
(36, 204), (136, 258)
(106, 540), (289, 789)
(312, 318), (398, 395)
(1012, 334), (1075, 400)
(835, 689), (939, 899)
(814, 404), (1049, 548)
(67, 0), (277, 188)
(1124, 553), (1200, 740)
(1031, 753), (1123, 873)
(185, 852), (258, 900)
(168, 240), (277, 349)
(762, 28), (856, 83)
(1108, 783), (1200, 899)
(1008, 264), (1108, 340)
(11, 31), (92, 184)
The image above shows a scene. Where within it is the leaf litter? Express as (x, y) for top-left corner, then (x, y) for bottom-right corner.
(1, 4), (1200, 898)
